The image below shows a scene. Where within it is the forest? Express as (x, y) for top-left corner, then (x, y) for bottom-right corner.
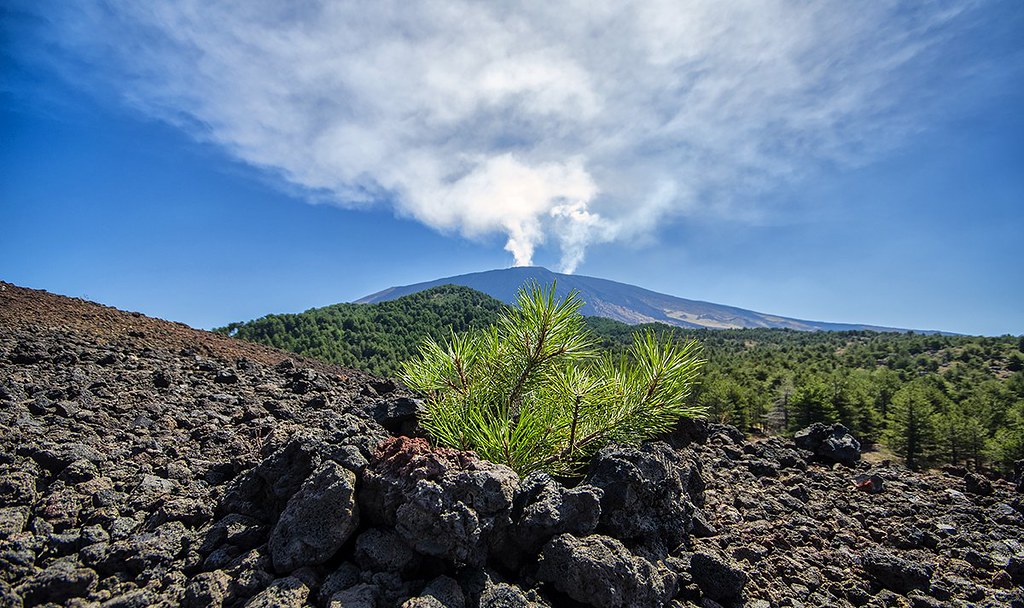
(216, 285), (506, 374)
(217, 285), (1024, 475)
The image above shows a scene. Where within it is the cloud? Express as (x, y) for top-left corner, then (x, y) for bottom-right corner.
(22, 0), (990, 271)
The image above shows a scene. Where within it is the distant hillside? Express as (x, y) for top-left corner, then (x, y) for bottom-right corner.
(358, 267), (922, 333)
(216, 285), (506, 375)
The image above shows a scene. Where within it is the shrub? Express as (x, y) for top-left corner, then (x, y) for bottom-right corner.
(401, 283), (706, 476)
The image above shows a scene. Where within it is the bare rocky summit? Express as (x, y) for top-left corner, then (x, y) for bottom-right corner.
(1, 281), (1022, 607)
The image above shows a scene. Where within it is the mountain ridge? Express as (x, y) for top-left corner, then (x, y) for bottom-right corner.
(357, 267), (930, 333)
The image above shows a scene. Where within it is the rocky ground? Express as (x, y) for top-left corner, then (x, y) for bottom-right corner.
(0, 281), (1022, 607)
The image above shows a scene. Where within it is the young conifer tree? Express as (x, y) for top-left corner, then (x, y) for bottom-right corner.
(401, 283), (706, 476)
(883, 380), (939, 470)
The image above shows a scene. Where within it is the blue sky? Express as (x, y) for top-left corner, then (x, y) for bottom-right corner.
(3, 2), (1023, 335)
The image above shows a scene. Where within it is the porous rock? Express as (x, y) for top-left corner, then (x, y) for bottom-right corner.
(584, 441), (704, 554)
(317, 563), (361, 605)
(243, 576), (309, 607)
(479, 581), (549, 608)
(183, 570), (231, 608)
(690, 550), (748, 606)
(15, 562), (97, 605)
(328, 582), (380, 608)
(537, 533), (674, 608)
(360, 436), (518, 567)
(495, 472), (602, 568)
(862, 548), (933, 594)
(402, 575), (466, 608)
(370, 396), (421, 436)
(102, 588), (161, 608)
(220, 434), (328, 522)
(201, 513), (266, 555)
(97, 520), (191, 576)
(964, 472), (994, 496)
(355, 527), (421, 576)
(269, 460), (359, 573)
(793, 423), (861, 466)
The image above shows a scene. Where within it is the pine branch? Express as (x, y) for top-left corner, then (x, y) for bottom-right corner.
(402, 283), (705, 475)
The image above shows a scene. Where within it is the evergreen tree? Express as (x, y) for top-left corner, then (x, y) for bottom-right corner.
(883, 381), (938, 470)
(790, 378), (838, 430)
(402, 284), (706, 476)
(696, 373), (732, 425)
(935, 403), (982, 468)
(987, 400), (1024, 473)
(766, 375), (795, 434)
(871, 367), (902, 420)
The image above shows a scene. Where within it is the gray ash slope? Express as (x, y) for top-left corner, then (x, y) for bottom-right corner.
(357, 267), (923, 333)
(1, 281), (1021, 608)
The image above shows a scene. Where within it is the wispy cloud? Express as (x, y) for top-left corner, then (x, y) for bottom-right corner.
(23, 1), (992, 271)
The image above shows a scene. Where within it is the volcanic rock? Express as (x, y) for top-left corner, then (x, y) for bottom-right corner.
(690, 550), (749, 605)
(793, 422), (861, 466)
(964, 472), (994, 496)
(360, 436), (518, 567)
(536, 533), (674, 608)
(862, 549), (933, 594)
(584, 441), (705, 554)
(269, 460), (359, 572)
(495, 472), (603, 569)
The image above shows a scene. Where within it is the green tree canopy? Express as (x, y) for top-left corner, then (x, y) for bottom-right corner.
(883, 380), (941, 470)
(402, 284), (706, 476)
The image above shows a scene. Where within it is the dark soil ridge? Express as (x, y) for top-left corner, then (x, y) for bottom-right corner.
(0, 282), (371, 379)
(1, 281), (1022, 607)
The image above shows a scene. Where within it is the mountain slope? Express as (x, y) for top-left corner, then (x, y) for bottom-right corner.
(217, 284), (507, 376)
(358, 267), (914, 332)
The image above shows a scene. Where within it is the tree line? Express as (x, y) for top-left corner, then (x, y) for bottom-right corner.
(218, 286), (1024, 475)
(215, 285), (506, 375)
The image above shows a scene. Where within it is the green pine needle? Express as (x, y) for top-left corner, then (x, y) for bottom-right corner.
(402, 283), (706, 476)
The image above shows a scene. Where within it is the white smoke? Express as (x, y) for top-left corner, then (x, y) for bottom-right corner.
(22, 0), (987, 271)
(405, 154), (599, 268)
